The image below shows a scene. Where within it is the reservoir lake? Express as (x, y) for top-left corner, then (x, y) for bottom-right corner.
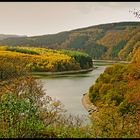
(40, 65), (107, 117)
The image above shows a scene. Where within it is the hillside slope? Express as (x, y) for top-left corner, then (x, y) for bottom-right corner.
(88, 47), (140, 137)
(0, 46), (93, 73)
(0, 21), (140, 60)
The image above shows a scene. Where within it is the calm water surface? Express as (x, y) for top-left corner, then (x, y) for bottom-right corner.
(41, 66), (107, 117)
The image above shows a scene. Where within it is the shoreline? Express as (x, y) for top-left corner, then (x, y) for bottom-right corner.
(31, 67), (95, 76)
(82, 93), (92, 111)
(82, 92), (99, 120)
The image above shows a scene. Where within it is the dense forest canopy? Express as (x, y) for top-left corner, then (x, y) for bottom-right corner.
(0, 46), (93, 73)
(88, 47), (140, 137)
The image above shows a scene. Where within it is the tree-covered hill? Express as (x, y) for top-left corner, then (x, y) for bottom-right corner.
(0, 46), (93, 73)
(88, 47), (140, 137)
(0, 21), (140, 60)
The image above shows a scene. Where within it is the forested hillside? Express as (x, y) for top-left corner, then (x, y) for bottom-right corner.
(0, 22), (140, 60)
(88, 47), (140, 137)
(0, 46), (93, 73)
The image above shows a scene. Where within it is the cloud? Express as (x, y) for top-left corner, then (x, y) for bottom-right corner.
(0, 2), (140, 36)
(105, 2), (140, 8)
(75, 2), (140, 15)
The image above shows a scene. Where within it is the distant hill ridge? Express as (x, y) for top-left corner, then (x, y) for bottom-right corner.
(0, 34), (27, 40)
(0, 21), (140, 61)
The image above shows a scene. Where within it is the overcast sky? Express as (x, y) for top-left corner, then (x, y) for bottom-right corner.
(0, 2), (140, 36)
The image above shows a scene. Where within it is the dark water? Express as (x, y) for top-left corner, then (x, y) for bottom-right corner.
(41, 66), (107, 117)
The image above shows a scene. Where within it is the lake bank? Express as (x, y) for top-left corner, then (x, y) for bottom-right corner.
(82, 60), (130, 118)
(82, 93), (92, 111)
(32, 67), (95, 77)
(82, 92), (98, 115)
(32, 59), (128, 77)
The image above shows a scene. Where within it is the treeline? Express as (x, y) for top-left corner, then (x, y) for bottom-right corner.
(88, 47), (140, 137)
(61, 50), (93, 69)
(0, 22), (139, 60)
(0, 46), (93, 72)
